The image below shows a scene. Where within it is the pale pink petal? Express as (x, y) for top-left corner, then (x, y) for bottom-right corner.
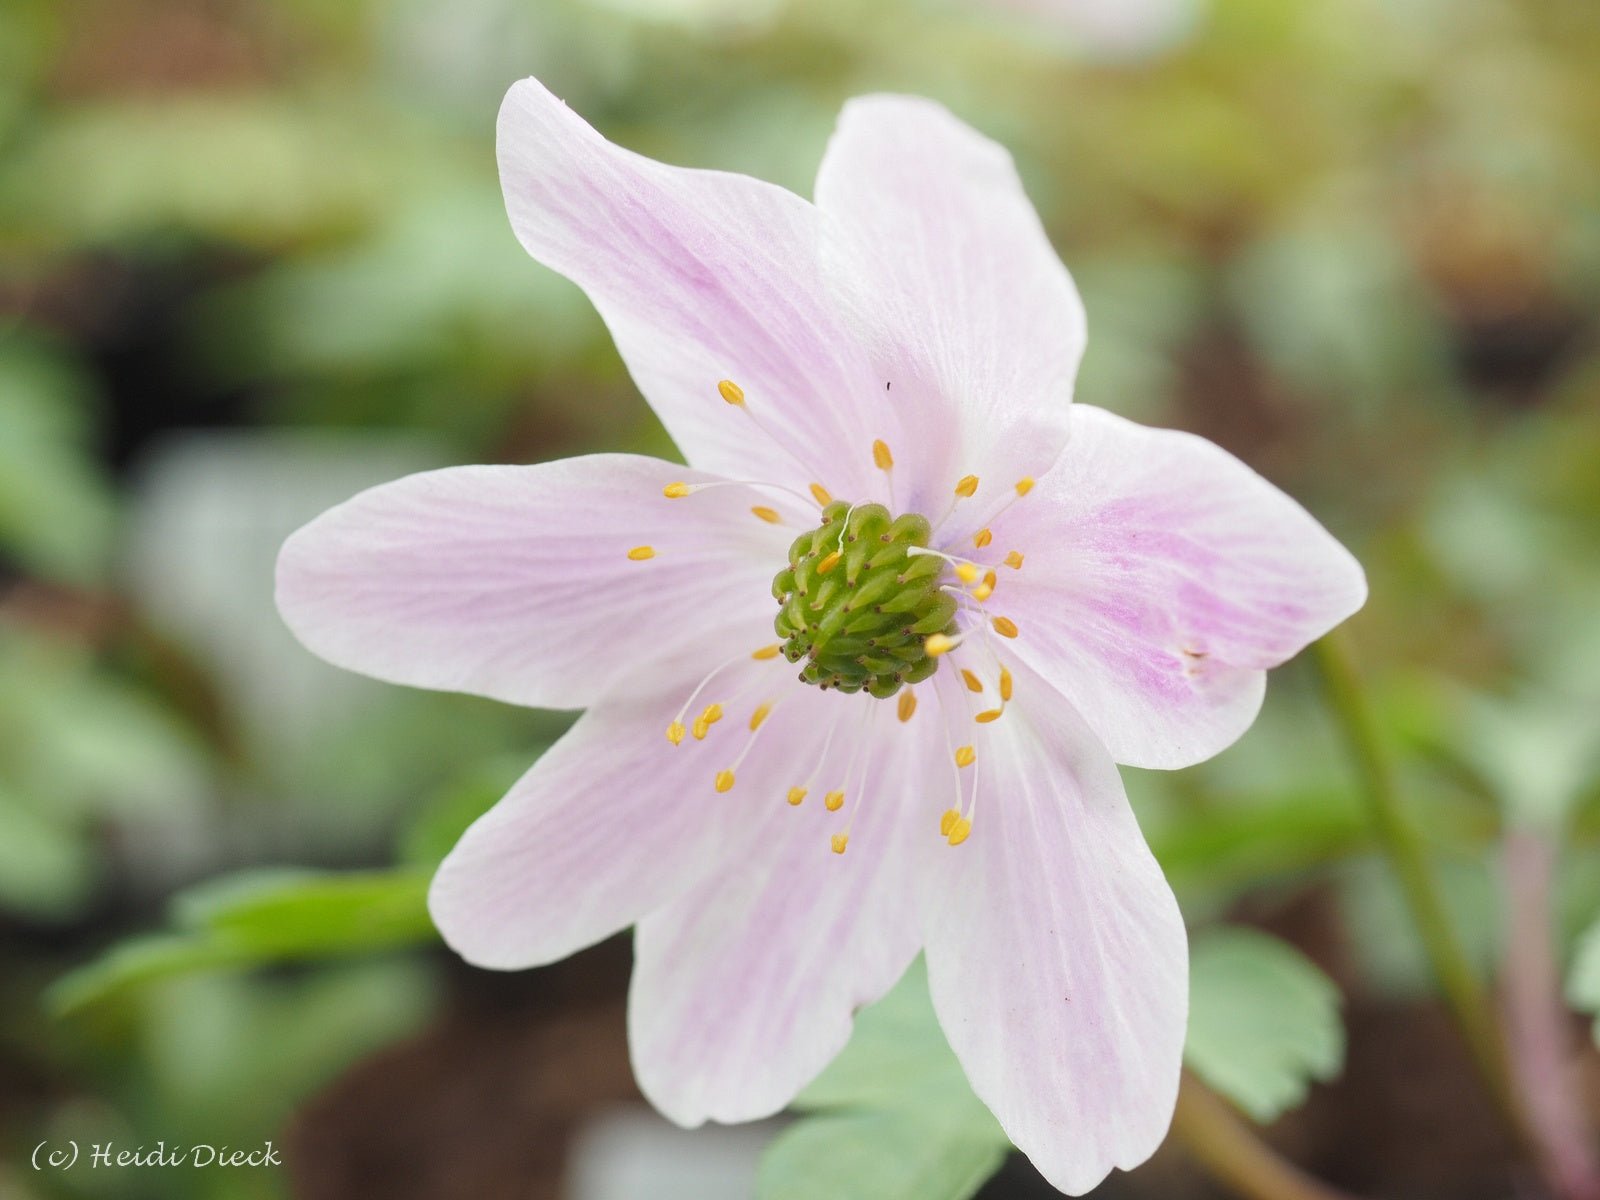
(813, 95), (1085, 526)
(276, 453), (785, 709)
(628, 698), (942, 1124)
(921, 665), (1186, 1196)
(498, 78), (891, 503)
(988, 405), (1367, 769)
(430, 663), (821, 968)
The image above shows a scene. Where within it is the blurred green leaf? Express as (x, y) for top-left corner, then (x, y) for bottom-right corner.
(397, 752), (528, 867)
(1568, 915), (1600, 1048)
(1185, 927), (1344, 1123)
(0, 336), (115, 585)
(757, 1111), (1006, 1200)
(759, 960), (1007, 1200)
(51, 868), (435, 1016)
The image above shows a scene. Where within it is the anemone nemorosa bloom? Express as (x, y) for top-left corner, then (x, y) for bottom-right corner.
(276, 79), (1366, 1195)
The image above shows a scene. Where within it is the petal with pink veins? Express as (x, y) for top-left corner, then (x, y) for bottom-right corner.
(629, 699), (943, 1125)
(430, 665), (827, 969)
(813, 95), (1086, 525)
(990, 406), (1367, 769)
(498, 78), (894, 503)
(276, 453), (783, 710)
(920, 665), (1187, 1196)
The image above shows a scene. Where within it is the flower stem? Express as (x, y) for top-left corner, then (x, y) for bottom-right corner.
(1171, 1073), (1361, 1200)
(1309, 632), (1525, 1141)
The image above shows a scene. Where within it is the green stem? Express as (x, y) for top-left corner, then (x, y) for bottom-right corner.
(1309, 632), (1526, 1141)
(1172, 1073), (1361, 1200)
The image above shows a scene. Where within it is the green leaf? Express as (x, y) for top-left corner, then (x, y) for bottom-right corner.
(49, 867), (435, 1016)
(1185, 927), (1345, 1122)
(760, 961), (1008, 1200)
(1567, 915), (1600, 1048)
(757, 1111), (1006, 1200)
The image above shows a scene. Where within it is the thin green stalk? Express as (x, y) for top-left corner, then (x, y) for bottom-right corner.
(1310, 632), (1526, 1141)
(1172, 1073), (1361, 1200)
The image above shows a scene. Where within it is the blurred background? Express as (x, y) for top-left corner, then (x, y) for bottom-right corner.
(1, 0), (1598, 1197)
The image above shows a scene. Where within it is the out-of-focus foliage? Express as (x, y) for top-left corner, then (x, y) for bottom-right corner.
(763, 959), (1008, 1200)
(0, 0), (1597, 1195)
(1185, 927), (1344, 1123)
(1571, 919), (1600, 1049)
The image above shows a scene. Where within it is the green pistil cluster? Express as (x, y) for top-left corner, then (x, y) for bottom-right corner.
(772, 500), (958, 698)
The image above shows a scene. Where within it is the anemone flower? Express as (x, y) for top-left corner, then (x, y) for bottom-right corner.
(276, 78), (1366, 1194)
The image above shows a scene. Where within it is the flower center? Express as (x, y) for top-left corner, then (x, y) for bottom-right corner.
(770, 500), (957, 698)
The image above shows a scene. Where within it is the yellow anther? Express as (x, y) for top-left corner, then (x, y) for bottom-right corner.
(825, 790), (845, 812)
(1015, 476), (1035, 496)
(701, 703), (724, 726)
(691, 716), (710, 740)
(749, 702), (773, 731)
(787, 787), (807, 807)
(955, 745), (976, 768)
(663, 482), (691, 498)
(810, 482), (833, 506)
(666, 721), (685, 745)
(831, 833), (849, 855)
(972, 581), (994, 602)
(946, 817), (973, 846)
(817, 550), (842, 575)
(718, 379), (746, 406)
(973, 527), (993, 549)
(925, 633), (958, 657)
(954, 562), (979, 585)
(627, 545), (656, 561)
(1000, 666), (1013, 702)
(1004, 550), (1024, 570)
(715, 769), (736, 793)
(897, 691), (917, 722)
(751, 505), (781, 524)
(752, 643), (781, 660)
(991, 616), (1019, 639)
(954, 475), (979, 497)
(872, 439), (894, 470)
(975, 708), (1004, 724)
(940, 808), (960, 837)
(961, 669), (983, 693)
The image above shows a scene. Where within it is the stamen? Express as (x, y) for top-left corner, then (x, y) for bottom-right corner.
(715, 378), (830, 491)
(954, 562), (979, 585)
(825, 790), (845, 812)
(1004, 550), (1024, 570)
(810, 482), (833, 506)
(752, 505), (782, 524)
(718, 379), (746, 406)
(752, 644), (782, 660)
(787, 787), (807, 807)
(1000, 666), (1014, 702)
(669, 646), (781, 745)
(749, 702), (773, 731)
(955, 475), (979, 498)
(975, 708), (1004, 723)
(1015, 476), (1035, 496)
(831, 833), (849, 855)
(960, 669), (983, 693)
(940, 808), (961, 836)
(946, 816), (973, 846)
(715, 769), (736, 793)
(663, 482), (691, 498)
(872, 439), (894, 470)
(972, 527), (993, 549)
(991, 616), (1019, 639)
(955, 744), (976, 768)
(925, 632), (965, 657)
(897, 691), (917, 722)
(627, 545), (655, 561)
(817, 550), (842, 575)
(658, 478), (815, 508)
